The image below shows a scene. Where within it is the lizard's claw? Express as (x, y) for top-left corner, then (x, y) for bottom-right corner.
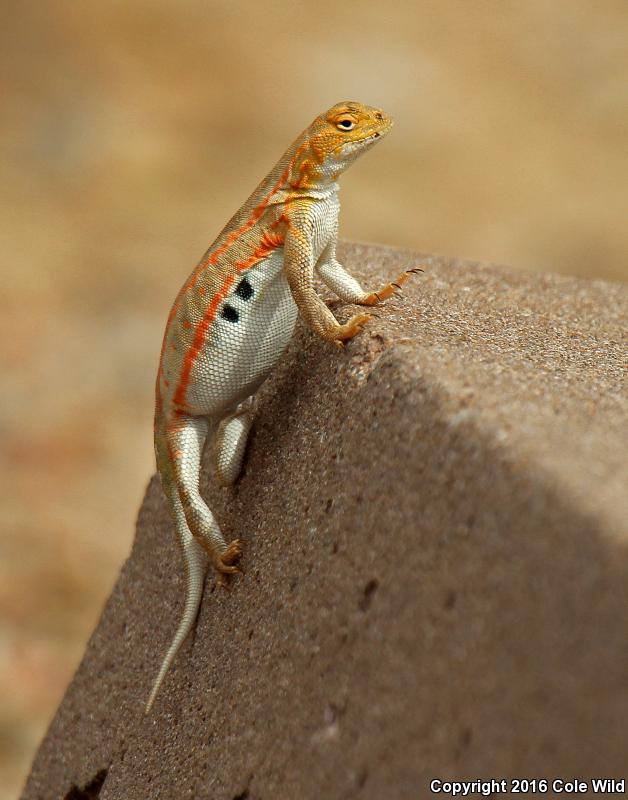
(334, 312), (372, 344)
(359, 267), (424, 306)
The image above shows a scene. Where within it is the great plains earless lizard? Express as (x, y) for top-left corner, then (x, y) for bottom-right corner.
(147, 101), (422, 712)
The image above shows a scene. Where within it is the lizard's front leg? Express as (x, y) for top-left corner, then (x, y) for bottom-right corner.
(316, 239), (422, 307)
(283, 217), (372, 345)
(356, 266), (423, 306)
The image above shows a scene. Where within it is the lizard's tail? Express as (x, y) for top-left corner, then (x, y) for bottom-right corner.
(145, 528), (207, 713)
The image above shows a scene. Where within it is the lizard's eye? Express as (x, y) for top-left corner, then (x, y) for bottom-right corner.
(336, 117), (356, 131)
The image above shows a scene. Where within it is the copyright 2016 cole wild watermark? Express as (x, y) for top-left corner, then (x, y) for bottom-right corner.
(430, 779), (626, 795)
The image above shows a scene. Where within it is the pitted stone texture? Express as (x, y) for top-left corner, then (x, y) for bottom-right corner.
(22, 244), (628, 799)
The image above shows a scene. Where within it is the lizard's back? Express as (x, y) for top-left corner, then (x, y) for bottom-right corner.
(157, 132), (339, 420)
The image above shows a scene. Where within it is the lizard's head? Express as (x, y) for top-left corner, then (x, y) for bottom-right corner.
(307, 101), (393, 177)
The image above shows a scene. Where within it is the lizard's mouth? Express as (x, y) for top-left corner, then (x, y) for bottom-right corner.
(335, 129), (389, 154)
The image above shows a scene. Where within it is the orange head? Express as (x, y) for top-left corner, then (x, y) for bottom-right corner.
(290, 101), (393, 188)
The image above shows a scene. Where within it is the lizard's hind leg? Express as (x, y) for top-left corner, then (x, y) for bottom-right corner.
(162, 413), (243, 575)
(214, 399), (254, 487)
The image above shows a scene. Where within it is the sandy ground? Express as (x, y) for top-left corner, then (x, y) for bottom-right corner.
(2, 1), (627, 795)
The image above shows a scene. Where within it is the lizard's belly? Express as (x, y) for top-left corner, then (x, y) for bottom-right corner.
(185, 251), (298, 416)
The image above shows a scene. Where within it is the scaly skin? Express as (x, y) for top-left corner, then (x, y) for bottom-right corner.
(146, 101), (422, 712)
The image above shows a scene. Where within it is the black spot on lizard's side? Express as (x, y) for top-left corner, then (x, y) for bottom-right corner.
(221, 304), (239, 323)
(235, 277), (254, 300)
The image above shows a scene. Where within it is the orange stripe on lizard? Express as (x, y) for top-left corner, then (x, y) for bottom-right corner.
(156, 141), (310, 401)
(172, 229), (286, 410)
(172, 275), (235, 409)
(166, 140), (309, 327)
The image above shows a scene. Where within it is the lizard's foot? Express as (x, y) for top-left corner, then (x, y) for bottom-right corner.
(215, 538), (244, 572)
(211, 538), (244, 586)
(358, 267), (424, 306)
(333, 313), (372, 347)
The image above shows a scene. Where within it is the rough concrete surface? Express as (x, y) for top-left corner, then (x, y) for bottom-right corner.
(22, 244), (627, 799)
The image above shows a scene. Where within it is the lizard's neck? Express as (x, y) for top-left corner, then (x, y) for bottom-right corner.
(287, 180), (339, 202)
(284, 135), (344, 194)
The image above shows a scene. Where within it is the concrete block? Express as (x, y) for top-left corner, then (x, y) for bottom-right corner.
(22, 244), (628, 799)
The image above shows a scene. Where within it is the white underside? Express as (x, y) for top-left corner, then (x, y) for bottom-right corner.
(185, 250), (298, 416)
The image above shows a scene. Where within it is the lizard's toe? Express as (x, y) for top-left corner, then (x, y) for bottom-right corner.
(335, 312), (372, 343)
(359, 267), (424, 305)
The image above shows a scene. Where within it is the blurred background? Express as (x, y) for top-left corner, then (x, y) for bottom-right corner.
(1, 0), (627, 795)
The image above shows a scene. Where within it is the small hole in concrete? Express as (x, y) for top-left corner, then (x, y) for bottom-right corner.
(359, 579), (379, 612)
(64, 768), (108, 800)
(460, 726), (473, 748)
(356, 766), (369, 788)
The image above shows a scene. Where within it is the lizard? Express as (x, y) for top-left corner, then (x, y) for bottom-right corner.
(146, 100), (422, 712)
